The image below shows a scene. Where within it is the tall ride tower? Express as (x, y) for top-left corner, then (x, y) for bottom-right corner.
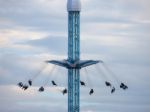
(67, 0), (81, 112)
(17, 0), (128, 112)
(47, 0), (101, 112)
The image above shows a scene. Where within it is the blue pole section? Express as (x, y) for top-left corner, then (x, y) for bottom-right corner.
(68, 11), (80, 112)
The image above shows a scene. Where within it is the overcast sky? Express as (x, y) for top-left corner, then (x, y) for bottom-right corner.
(0, 0), (150, 112)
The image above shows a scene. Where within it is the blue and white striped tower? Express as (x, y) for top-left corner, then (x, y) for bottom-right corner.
(67, 0), (81, 112)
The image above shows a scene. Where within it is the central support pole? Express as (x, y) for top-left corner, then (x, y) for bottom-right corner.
(67, 1), (81, 112)
(68, 11), (80, 112)
(47, 1), (101, 112)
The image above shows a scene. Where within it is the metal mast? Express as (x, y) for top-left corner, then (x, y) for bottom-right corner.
(47, 0), (101, 112)
(67, 0), (81, 111)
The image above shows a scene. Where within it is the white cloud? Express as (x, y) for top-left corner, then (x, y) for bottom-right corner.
(0, 28), (49, 43)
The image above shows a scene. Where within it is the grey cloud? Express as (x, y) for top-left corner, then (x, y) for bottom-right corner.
(22, 36), (68, 55)
(0, 0), (67, 32)
(0, 0), (150, 112)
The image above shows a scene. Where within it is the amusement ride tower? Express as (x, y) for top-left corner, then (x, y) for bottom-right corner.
(17, 0), (128, 112)
(47, 0), (101, 112)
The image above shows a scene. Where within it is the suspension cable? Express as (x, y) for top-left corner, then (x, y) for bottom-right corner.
(43, 65), (56, 87)
(84, 67), (93, 89)
(101, 63), (121, 85)
(94, 64), (110, 81)
(31, 62), (49, 82)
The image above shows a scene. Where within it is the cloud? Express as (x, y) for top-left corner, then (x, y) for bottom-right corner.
(0, 0), (150, 112)
(23, 36), (68, 55)
(0, 85), (68, 112)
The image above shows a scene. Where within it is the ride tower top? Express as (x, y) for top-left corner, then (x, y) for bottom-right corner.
(67, 0), (81, 11)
